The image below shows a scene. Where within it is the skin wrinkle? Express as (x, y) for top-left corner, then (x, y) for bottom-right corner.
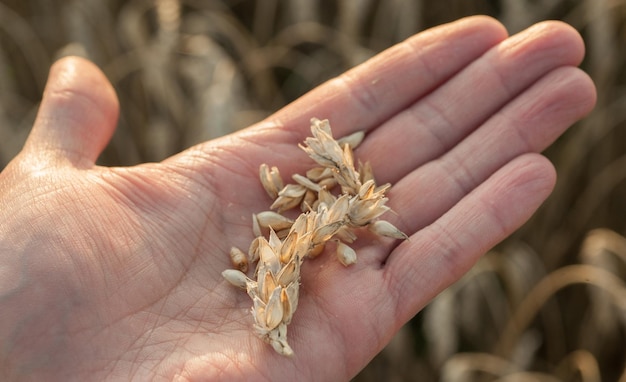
(119, 246), (257, 380)
(124, 309), (177, 380)
(232, 128), (300, 171)
(399, 17), (508, 92)
(209, 143), (261, 182)
(162, 160), (220, 206)
(99, 312), (165, 379)
(431, 217), (483, 282)
(440, 150), (484, 198)
(174, 280), (229, 329)
(486, 44), (521, 101)
(18, 167), (73, 205)
(386, 222), (467, 327)
(514, 67), (594, 142)
(468, 25), (575, 114)
(81, 220), (157, 303)
(151, 340), (190, 380)
(398, 36), (464, 104)
(151, 171), (216, 238)
(416, 95), (462, 153)
(100, 171), (166, 216)
(505, 21), (582, 60)
(18, 206), (117, 317)
(92, 258), (199, 379)
(163, 156), (228, 240)
(495, 109), (536, 155)
(382, 246), (433, 329)
(493, 22), (585, 91)
(198, 182), (258, 257)
(361, 274), (399, 355)
(100, 171), (214, 267)
(385, 162), (458, 234)
(182, 350), (267, 382)
(31, 82), (117, 167)
(300, 264), (383, 380)
(177, 304), (216, 335)
(403, 21), (506, 88)
(336, 70), (382, 115)
(291, 295), (348, 380)
(191, 142), (274, 216)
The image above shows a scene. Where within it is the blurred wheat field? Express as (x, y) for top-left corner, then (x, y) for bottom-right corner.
(1, 0), (625, 381)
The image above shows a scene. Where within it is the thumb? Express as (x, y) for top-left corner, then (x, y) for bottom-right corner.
(23, 56), (119, 168)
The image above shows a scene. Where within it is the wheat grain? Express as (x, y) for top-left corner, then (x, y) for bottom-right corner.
(259, 163), (281, 199)
(368, 220), (409, 240)
(336, 240), (357, 266)
(255, 211), (294, 231)
(229, 246), (249, 272)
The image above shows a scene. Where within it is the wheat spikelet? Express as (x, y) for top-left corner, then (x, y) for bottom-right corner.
(223, 118), (407, 356)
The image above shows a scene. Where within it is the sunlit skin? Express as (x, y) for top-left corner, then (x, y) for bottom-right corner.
(0, 16), (596, 381)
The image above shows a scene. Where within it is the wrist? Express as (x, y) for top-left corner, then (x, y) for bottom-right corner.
(0, 235), (72, 379)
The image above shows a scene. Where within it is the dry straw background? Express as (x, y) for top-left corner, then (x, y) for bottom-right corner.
(0, 0), (625, 381)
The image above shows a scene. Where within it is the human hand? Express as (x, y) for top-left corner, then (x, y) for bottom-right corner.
(0, 16), (595, 381)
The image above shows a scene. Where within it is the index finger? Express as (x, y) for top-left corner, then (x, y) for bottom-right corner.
(262, 16), (508, 140)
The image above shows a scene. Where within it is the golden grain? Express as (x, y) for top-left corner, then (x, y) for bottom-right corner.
(255, 211), (294, 231)
(336, 241), (357, 266)
(368, 220), (409, 240)
(229, 246), (249, 272)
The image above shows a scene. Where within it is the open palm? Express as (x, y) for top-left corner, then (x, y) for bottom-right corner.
(0, 16), (595, 381)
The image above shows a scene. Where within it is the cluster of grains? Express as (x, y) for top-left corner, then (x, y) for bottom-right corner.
(222, 118), (407, 356)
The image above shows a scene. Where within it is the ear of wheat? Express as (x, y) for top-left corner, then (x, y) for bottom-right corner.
(222, 118), (407, 356)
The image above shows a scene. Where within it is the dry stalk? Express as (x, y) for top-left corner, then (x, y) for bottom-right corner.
(494, 264), (626, 358)
(222, 118), (407, 356)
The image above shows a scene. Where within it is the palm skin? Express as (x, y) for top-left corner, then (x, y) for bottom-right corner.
(0, 16), (595, 381)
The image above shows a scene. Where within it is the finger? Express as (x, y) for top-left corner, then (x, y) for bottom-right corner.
(180, 16), (507, 191)
(388, 66), (595, 235)
(254, 16), (508, 142)
(22, 56), (119, 168)
(359, 20), (588, 184)
(383, 153), (556, 324)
